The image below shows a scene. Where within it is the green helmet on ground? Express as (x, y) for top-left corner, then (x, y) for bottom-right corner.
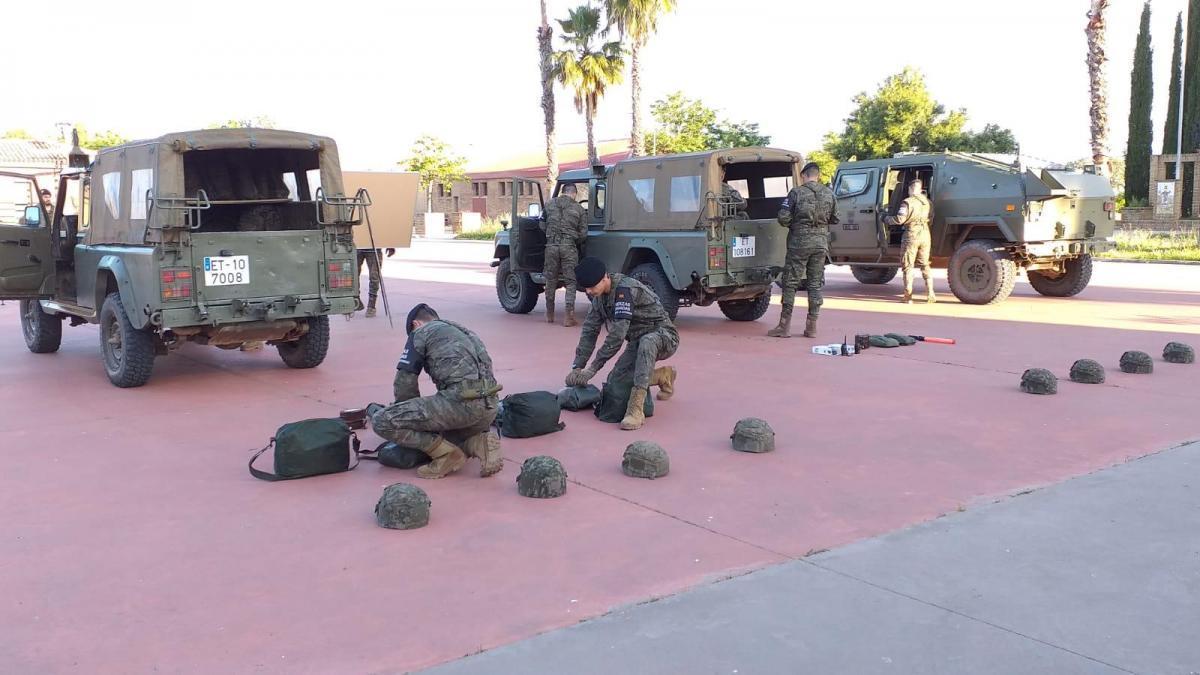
(1020, 368), (1058, 395)
(622, 441), (670, 479)
(1163, 342), (1194, 364)
(731, 417), (776, 453)
(517, 455), (568, 498)
(1069, 359), (1105, 384)
(1120, 351), (1154, 374)
(375, 483), (431, 530)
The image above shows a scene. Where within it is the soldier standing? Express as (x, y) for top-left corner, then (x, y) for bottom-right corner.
(542, 183), (588, 326)
(356, 247), (395, 317)
(368, 304), (504, 479)
(769, 162), (838, 338)
(39, 189), (54, 223)
(884, 179), (936, 304)
(566, 257), (678, 431)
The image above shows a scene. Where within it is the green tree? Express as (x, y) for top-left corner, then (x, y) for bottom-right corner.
(206, 116), (277, 129)
(805, 149), (840, 185)
(645, 92), (771, 154)
(76, 126), (129, 150)
(1184, 0), (1200, 149)
(2, 129), (32, 139)
(822, 68), (1015, 160)
(1124, 2), (1153, 203)
(1163, 12), (1183, 154)
(708, 120), (771, 149)
(401, 134), (467, 213)
(554, 5), (625, 167)
(604, 0), (675, 157)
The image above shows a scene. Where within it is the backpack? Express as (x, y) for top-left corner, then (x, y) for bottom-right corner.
(363, 441), (432, 470)
(557, 385), (602, 411)
(594, 378), (654, 424)
(497, 391), (565, 438)
(249, 418), (361, 481)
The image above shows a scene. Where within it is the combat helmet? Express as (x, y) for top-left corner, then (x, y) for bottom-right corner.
(375, 483), (431, 530)
(1020, 368), (1058, 395)
(622, 441), (670, 479)
(731, 418), (775, 453)
(517, 455), (567, 498)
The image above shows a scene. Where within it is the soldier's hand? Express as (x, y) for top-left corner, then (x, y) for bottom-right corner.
(565, 368), (595, 387)
(386, 248), (396, 257)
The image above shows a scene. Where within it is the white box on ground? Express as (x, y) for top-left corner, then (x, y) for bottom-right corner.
(460, 212), (482, 233)
(424, 212), (447, 238)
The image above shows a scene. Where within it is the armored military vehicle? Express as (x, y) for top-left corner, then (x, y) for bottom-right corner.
(0, 129), (369, 387)
(828, 153), (1117, 304)
(492, 147), (804, 321)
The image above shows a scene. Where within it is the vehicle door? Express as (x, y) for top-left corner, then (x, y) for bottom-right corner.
(829, 167), (883, 255)
(0, 172), (56, 299)
(508, 178), (545, 273)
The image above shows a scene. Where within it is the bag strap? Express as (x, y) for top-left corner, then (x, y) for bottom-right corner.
(248, 432), (363, 482)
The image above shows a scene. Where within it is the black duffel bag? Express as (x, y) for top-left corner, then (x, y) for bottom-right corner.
(497, 391), (566, 438)
(594, 378), (654, 424)
(249, 418), (361, 481)
(558, 385), (602, 411)
(364, 441), (432, 470)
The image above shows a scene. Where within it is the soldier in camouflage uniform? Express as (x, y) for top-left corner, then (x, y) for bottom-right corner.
(369, 304), (504, 479)
(566, 257), (679, 431)
(720, 182), (748, 219)
(356, 247), (395, 317)
(884, 179), (935, 304)
(542, 183), (588, 326)
(769, 162), (838, 338)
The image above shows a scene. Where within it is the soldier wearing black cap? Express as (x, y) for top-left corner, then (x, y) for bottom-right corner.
(368, 303), (504, 479)
(567, 257), (679, 430)
(770, 162), (837, 338)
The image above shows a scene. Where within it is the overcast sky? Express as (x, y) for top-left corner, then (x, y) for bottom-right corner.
(1, 0), (1187, 169)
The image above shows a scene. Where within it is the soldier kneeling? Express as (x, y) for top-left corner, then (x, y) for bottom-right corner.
(369, 304), (504, 479)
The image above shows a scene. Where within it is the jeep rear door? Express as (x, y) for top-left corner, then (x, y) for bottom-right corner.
(0, 172), (55, 299)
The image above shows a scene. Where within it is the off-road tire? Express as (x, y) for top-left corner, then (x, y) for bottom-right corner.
(99, 292), (156, 388)
(629, 262), (680, 320)
(496, 258), (540, 314)
(20, 299), (63, 354)
(947, 239), (1017, 305)
(1027, 254), (1093, 298)
(277, 315), (330, 369)
(850, 266), (899, 285)
(718, 293), (772, 321)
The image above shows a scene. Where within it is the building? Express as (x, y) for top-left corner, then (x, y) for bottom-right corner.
(0, 138), (81, 189)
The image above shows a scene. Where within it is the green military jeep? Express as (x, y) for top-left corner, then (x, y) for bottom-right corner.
(491, 147), (804, 321)
(0, 129), (368, 387)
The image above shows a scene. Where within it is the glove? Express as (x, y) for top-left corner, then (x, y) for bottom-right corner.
(565, 368), (595, 387)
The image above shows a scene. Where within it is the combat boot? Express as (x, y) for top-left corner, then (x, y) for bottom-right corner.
(545, 296), (556, 324)
(620, 387), (649, 431)
(902, 292), (913, 304)
(564, 307), (578, 328)
(417, 436), (467, 479)
(462, 430), (504, 477)
(926, 290), (937, 304)
(767, 316), (791, 338)
(803, 316), (818, 338)
(651, 366), (677, 401)
(365, 305), (377, 318)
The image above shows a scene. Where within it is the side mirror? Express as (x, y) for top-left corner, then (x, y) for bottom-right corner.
(526, 203), (542, 218)
(24, 206), (41, 226)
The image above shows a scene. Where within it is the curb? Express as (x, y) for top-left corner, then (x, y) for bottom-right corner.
(1098, 257), (1200, 266)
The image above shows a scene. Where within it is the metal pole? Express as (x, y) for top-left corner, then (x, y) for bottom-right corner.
(1178, 45), (1185, 217)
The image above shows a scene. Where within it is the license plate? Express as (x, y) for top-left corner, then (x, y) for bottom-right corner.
(203, 255), (250, 286)
(731, 236), (756, 258)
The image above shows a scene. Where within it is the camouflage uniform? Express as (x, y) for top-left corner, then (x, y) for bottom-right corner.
(356, 248), (383, 312)
(720, 183), (748, 219)
(372, 320), (500, 458)
(885, 194), (933, 301)
(542, 194), (588, 318)
(776, 181), (838, 325)
(574, 274), (678, 391)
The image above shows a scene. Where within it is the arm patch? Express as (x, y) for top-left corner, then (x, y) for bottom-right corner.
(396, 335), (424, 374)
(613, 286), (634, 320)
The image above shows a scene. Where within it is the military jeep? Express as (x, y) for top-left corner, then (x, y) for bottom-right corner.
(828, 153), (1117, 304)
(492, 147), (804, 321)
(0, 129), (369, 387)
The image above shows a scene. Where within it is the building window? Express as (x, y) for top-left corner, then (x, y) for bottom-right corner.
(499, 182), (507, 197)
(438, 183), (451, 197)
(1166, 162), (1178, 180)
(472, 182), (480, 196)
(481, 182), (488, 196)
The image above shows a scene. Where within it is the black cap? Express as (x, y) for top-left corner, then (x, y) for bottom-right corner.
(406, 303), (433, 335)
(574, 257), (607, 288)
(40, 189), (51, 196)
(801, 162), (821, 176)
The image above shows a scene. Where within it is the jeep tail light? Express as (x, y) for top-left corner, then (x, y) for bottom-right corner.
(708, 246), (727, 270)
(160, 268), (192, 301)
(327, 261), (355, 289)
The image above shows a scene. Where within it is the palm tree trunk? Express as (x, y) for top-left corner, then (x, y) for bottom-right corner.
(1086, 0), (1111, 175)
(586, 98), (598, 167)
(539, 0), (557, 194)
(630, 40), (644, 157)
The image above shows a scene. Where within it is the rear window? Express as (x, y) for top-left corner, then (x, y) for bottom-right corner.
(629, 178), (655, 212)
(102, 172), (121, 219)
(669, 175), (701, 212)
(763, 176), (793, 198)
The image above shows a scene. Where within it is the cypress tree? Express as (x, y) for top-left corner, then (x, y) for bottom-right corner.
(1125, 2), (1153, 204)
(1163, 12), (1183, 154)
(1183, 0), (1200, 150)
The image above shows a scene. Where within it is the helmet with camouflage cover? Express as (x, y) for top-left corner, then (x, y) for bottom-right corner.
(622, 441), (670, 479)
(1119, 351), (1154, 374)
(1069, 359), (1105, 384)
(1163, 342), (1194, 364)
(884, 333), (917, 346)
(375, 483), (431, 530)
(731, 417), (775, 453)
(869, 335), (900, 348)
(517, 455), (567, 498)
(1019, 368), (1057, 395)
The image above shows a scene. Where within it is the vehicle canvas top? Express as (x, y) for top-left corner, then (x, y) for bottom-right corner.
(607, 147), (803, 231)
(87, 129), (345, 245)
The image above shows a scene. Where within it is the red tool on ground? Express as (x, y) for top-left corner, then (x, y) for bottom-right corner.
(909, 335), (956, 345)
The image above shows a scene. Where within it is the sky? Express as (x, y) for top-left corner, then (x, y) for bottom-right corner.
(0, 0), (1188, 170)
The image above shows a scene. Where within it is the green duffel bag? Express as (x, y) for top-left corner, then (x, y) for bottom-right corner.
(558, 385), (602, 411)
(249, 418), (361, 481)
(594, 377), (654, 424)
(498, 391), (566, 438)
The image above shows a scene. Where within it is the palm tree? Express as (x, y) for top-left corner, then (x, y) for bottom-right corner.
(1086, 0), (1112, 175)
(605, 0), (675, 157)
(538, 0), (558, 194)
(554, 5), (626, 167)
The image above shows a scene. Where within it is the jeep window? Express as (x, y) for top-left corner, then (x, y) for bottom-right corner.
(669, 175), (702, 212)
(102, 171), (121, 220)
(835, 172), (870, 198)
(0, 175), (37, 225)
(282, 172), (300, 202)
(129, 169), (153, 220)
(629, 178), (655, 212)
(725, 179), (749, 197)
(183, 149), (324, 231)
(306, 169), (322, 197)
(594, 182), (606, 220)
(763, 176), (794, 198)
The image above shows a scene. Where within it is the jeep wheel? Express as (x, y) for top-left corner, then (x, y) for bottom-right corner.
(850, 266), (899, 285)
(20, 299), (63, 354)
(496, 258), (540, 314)
(947, 240), (1017, 305)
(277, 315), (330, 369)
(1027, 255), (1093, 298)
(718, 293), (772, 321)
(99, 292), (156, 387)
(629, 262), (680, 320)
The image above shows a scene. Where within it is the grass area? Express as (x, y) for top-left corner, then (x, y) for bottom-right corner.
(1099, 226), (1200, 262)
(455, 226), (503, 241)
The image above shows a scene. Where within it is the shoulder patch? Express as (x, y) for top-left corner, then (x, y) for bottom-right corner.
(613, 286), (634, 320)
(396, 335), (424, 374)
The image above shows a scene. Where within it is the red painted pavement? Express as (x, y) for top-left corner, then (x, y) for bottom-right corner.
(2, 257), (1198, 673)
